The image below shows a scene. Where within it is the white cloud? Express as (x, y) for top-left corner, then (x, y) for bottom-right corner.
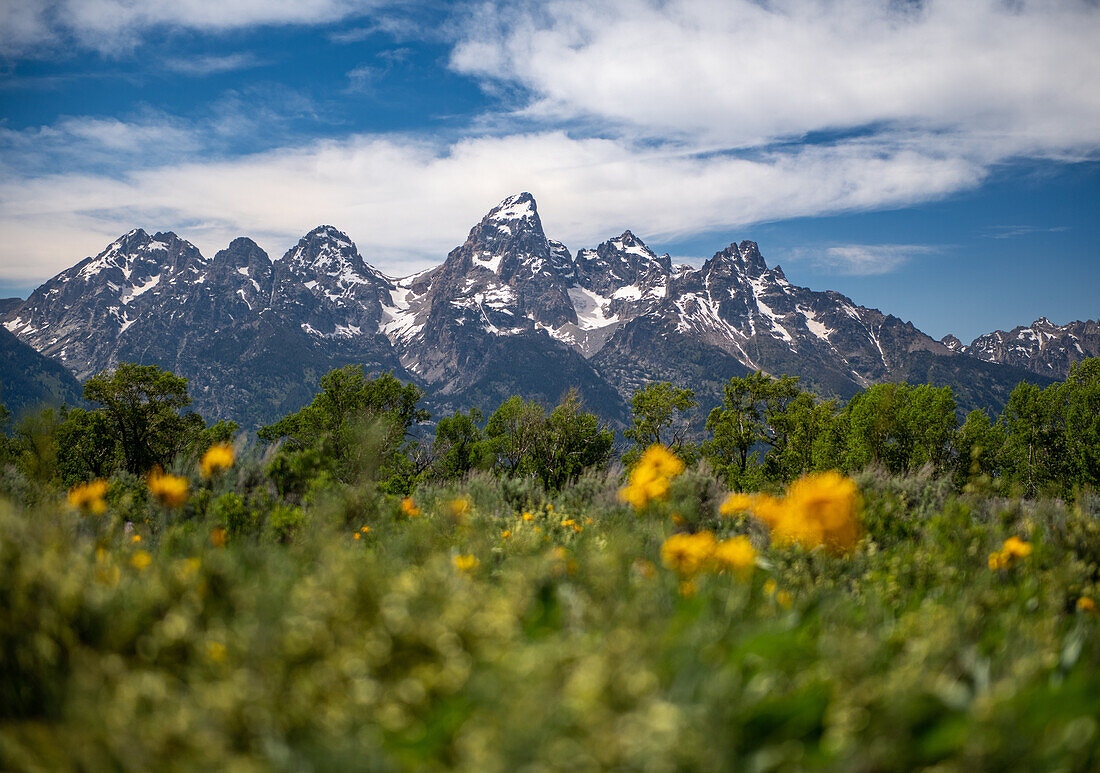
(0, 129), (978, 281)
(813, 244), (937, 275)
(162, 52), (262, 75)
(451, 0), (1100, 160)
(0, 0), (392, 56)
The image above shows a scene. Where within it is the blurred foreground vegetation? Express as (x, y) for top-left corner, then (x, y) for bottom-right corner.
(1, 361), (1099, 770)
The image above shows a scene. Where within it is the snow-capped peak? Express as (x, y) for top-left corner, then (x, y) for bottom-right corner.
(489, 192), (537, 221)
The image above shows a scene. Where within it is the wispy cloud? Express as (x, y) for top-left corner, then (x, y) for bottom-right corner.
(983, 225), (1071, 240)
(162, 53), (263, 76)
(452, 0), (1100, 162)
(0, 0), (396, 57)
(0, 128), (975, 280)
(780, 244), (938, 276)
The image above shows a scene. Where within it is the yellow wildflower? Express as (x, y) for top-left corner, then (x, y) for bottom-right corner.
(400, 497), (421, 517)
(619, 444), (685, 510)
(763, 578), (778, 596)
(67, 479), (108, 514)
(147, 468), (189, 508)
(448, 497), (472, 521)
(712, 536), (756, 578)
(776, 590), (792, 609)
(207, 641), (227, 663)
(360, 525), (371, 533)
(660, 531), (718, 577)
(210, 527), (227, 548)
(131, 534), (142, 544)
(199, 443), (234, 478)
(740, 472), (860, 552)
(453, 554), (479, 573)
(679, 579), (698, 597)
(989, 536), (1033, 570)
(719, 492), (755, 516)
(521, 511), (534, 521)
(130, 550), (152, 570)
(501, 529), (512, 539)
(353, 532), (361, 540)
(1077, 597), (1096, 614)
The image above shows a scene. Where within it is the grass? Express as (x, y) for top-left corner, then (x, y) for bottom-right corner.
(1, 462), (1099, 771)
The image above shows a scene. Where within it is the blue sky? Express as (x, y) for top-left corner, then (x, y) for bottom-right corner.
(1, 0), (1097, 342)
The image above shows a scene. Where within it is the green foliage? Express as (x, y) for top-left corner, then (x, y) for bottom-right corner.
(2, 466), (1099, 770)
(479, 390), (614, 490)
(259, 366), (428, 487)
(703, 371), (830, 489)
(840, 382), (958, 475)
(83, 363), (198, 475)
(430, 408), (488, 481)
(622, 381), (698, 466)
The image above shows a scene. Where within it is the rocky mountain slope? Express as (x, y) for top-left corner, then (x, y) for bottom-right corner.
(0, 325), (83, 417)
(3, 194), (1060, 426)
(942, 318), (1100, 379)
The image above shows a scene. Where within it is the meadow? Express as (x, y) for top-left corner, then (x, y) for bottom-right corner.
(2, 362), (1100, 771)
(2, 452), (1099, 771)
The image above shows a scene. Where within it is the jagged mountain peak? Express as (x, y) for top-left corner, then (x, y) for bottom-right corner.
(705, 240), (768, 278)
(278, 226), (388, 287)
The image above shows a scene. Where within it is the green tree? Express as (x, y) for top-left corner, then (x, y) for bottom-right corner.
(54, 407), (119, 485)
(623, 382), (698, 467)
(533, 390), (614, 490)
(1062, 358), (1100, 492)
(480, 396), (547, 477)
(259, 367), (428, 486)
(841, 383), (957, 475)
(953, 409), (1005, 489)
(430, 408), (488, 480)
(82, 364), (196, 475)
(702, 371), (805, 489)
(999, 381), (1064, 496)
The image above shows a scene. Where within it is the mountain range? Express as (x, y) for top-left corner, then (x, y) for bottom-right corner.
(2, 193), (1089, 427)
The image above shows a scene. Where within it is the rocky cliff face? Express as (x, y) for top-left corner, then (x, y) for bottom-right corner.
(945, 318), (1100, 378)
(3, 193), (1064, 426)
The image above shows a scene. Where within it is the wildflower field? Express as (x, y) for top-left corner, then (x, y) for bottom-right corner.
(3, 449), (1100, 771)
(3, 361), (1100, 770)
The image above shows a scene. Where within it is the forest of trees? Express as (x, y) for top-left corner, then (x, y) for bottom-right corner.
(2, 358), (1099, 504)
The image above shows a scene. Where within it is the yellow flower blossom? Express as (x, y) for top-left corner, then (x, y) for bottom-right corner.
(131, 534), (142, 543)
(400, 497), (420, 517)
(719, 492), (755, 516)
(448, 497), (472, 521)
(501, 529), (512, 539)
(733, 472), (861, 552)
(660, 531), (717, 577)
(147, 468), (189, 508)
(776, 590), (792, 609)
(210, 527), (227, 548)
(67, 479), (108, 514)
(353, 532), (361, 540)
(712, 536), (756, 578)
(130, 550), (152, 570)
(207, 641), (227, 663)
(521, 511), (534, 521)
(989, 536), (1033, 570)
(199, 443), (234, 478)
(763, 578), (778, 596)
(360, 525), (371, 533)
(1077, 597), (1096, 614)
(619, 444), (686, 510)
(453, 554), (479, 573)
(561, 518), (575, 527)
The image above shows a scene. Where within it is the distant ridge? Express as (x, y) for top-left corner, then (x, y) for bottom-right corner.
(3, 194), (1060, 425)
